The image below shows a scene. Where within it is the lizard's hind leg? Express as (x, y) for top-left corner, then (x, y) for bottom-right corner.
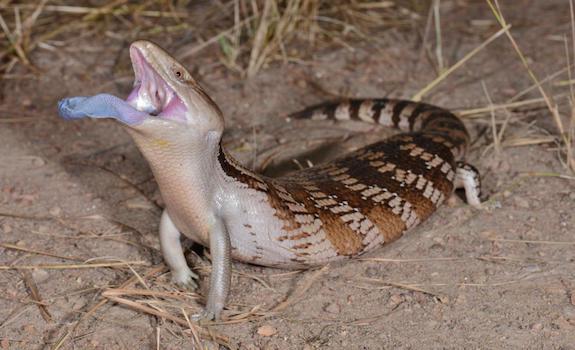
(455, 161), (482, 208)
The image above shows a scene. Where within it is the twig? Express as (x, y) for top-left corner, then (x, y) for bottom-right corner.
(0, 261), (148, 270)
(272, 265), (328, 312)
(22, 270), (53, 323)
(0, 242), (85, 262)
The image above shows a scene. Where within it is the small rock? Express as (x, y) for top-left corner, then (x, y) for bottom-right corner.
(32, 269), (49, 283)
(570, 292), (575, 306)
(522, 264), (541, 273)
(563, 306), (575, 320)
(502, 190), (511, 198)
(364, 266), (379, 278)
(49, 206), (62, 217)
(296, 79), (307, 89)
(554, 317), (574, 330)
(21, 97), (32, 107)
(1, 223), (12, 233)
(513, 196), (530, 209)
(388, 294), (405, 310)
(530, 323), (543, 332)
(480, 230), (497, 240)
(324, 302), (341, 314)
(445, 196), (458, 207)
(257, 325), (277, 337)
(1, 338), (9, 350)
(124, 197), (156, 210)
(203, 341), (220, 350)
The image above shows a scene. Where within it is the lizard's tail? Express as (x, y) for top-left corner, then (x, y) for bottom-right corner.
(288, 98), (470, 160)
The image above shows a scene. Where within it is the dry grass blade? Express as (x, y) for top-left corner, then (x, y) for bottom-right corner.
(50, 265), (167, 350)
(519, 171), (575, 181)
(0, 242), (85, 262)
(412, 24), (510, 101)
(487, 238), (575, 245)
(181, 308), (203, 349)
(502, 137), (556, 147)
(22, 270), (52, 323)
(486, 0), (574, 172)
(359, 257), (469, 263)
(271, 265), (328, 312)
(359, 277), (448, 303)
(0, 261), (148, 270)
(102, 288), (200, 301)
(0, 211), (53, 221)
(104, 296), (231, 347)
(480, 80), (501, 155)
(456, 96), (563, 117)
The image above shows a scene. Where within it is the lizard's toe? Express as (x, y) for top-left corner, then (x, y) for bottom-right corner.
(171, 268), (199, 290)
(191, 308), (219, 323)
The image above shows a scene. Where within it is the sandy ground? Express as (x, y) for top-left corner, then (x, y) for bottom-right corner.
(1, 1), (574, 349)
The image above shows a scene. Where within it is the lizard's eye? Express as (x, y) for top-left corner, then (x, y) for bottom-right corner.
(172, 66), (187, 82)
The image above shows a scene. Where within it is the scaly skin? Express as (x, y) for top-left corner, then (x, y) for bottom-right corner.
(58, 40), (482, 321)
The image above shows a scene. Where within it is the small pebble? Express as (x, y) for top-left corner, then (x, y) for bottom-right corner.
(21, 97), (32, 107)
(257, 325), (277, 337)
(513, 196), (530, 209)
(364, 266), (379, 278)
(324, 302), (341, 314)
(530, 323), (543, 332)
(1, 223), (12, 233)
(570, 292), (575, 306)
(49, 206), (62, 217)
(446, 196), (458, 207)
(124, 197), (156, 210)
(388, 294), (405, 310)
(563, 306), (575, 319)
(32, 269), (49, 283)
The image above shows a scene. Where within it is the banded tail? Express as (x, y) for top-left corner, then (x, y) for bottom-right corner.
(289, 98), (470, 160)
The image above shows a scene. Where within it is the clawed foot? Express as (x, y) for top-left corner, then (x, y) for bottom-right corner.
(191, 303), (223, 323)
(171, 267), (199, 290)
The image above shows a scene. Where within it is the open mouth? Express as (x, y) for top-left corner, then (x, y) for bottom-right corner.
(57, 44), (188, 126)
(125, 46), (186, 121)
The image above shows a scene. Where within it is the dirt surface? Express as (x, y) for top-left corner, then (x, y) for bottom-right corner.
(1, 1), (575, 349)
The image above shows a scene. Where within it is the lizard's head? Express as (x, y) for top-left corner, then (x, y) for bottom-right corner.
(126, 40), (224, 134)
(58, 40), (224, 142)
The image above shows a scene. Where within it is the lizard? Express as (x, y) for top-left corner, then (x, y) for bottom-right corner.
(58, 40), (482, 321)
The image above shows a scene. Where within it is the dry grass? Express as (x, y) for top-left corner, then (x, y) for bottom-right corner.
(0, 0), (418, 79)
(483, 0), (575, 173)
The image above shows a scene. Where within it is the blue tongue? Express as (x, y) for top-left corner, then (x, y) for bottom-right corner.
(58, 93), (148, 126)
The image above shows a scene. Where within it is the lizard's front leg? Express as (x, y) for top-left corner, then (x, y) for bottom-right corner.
(194, 218), (232, 321)
(160, 210), (198, 289)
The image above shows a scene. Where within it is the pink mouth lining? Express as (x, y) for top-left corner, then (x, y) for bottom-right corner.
(125, 46), (187, 122)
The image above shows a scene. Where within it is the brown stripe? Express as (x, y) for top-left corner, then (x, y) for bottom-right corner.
(408, 103), (438, 131)
(391, 100), (409, 128)
(349, 99), (362, 120)
(370, 99), (386, 125)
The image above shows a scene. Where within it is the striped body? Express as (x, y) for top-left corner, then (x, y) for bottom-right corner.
(213, 98), (478, 267)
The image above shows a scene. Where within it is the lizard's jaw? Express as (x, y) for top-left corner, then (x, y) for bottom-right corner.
(126, 45), (187, 122)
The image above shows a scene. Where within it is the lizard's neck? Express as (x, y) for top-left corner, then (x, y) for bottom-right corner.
(125, 127), (264, 243)
(125, 128), (223, 242)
